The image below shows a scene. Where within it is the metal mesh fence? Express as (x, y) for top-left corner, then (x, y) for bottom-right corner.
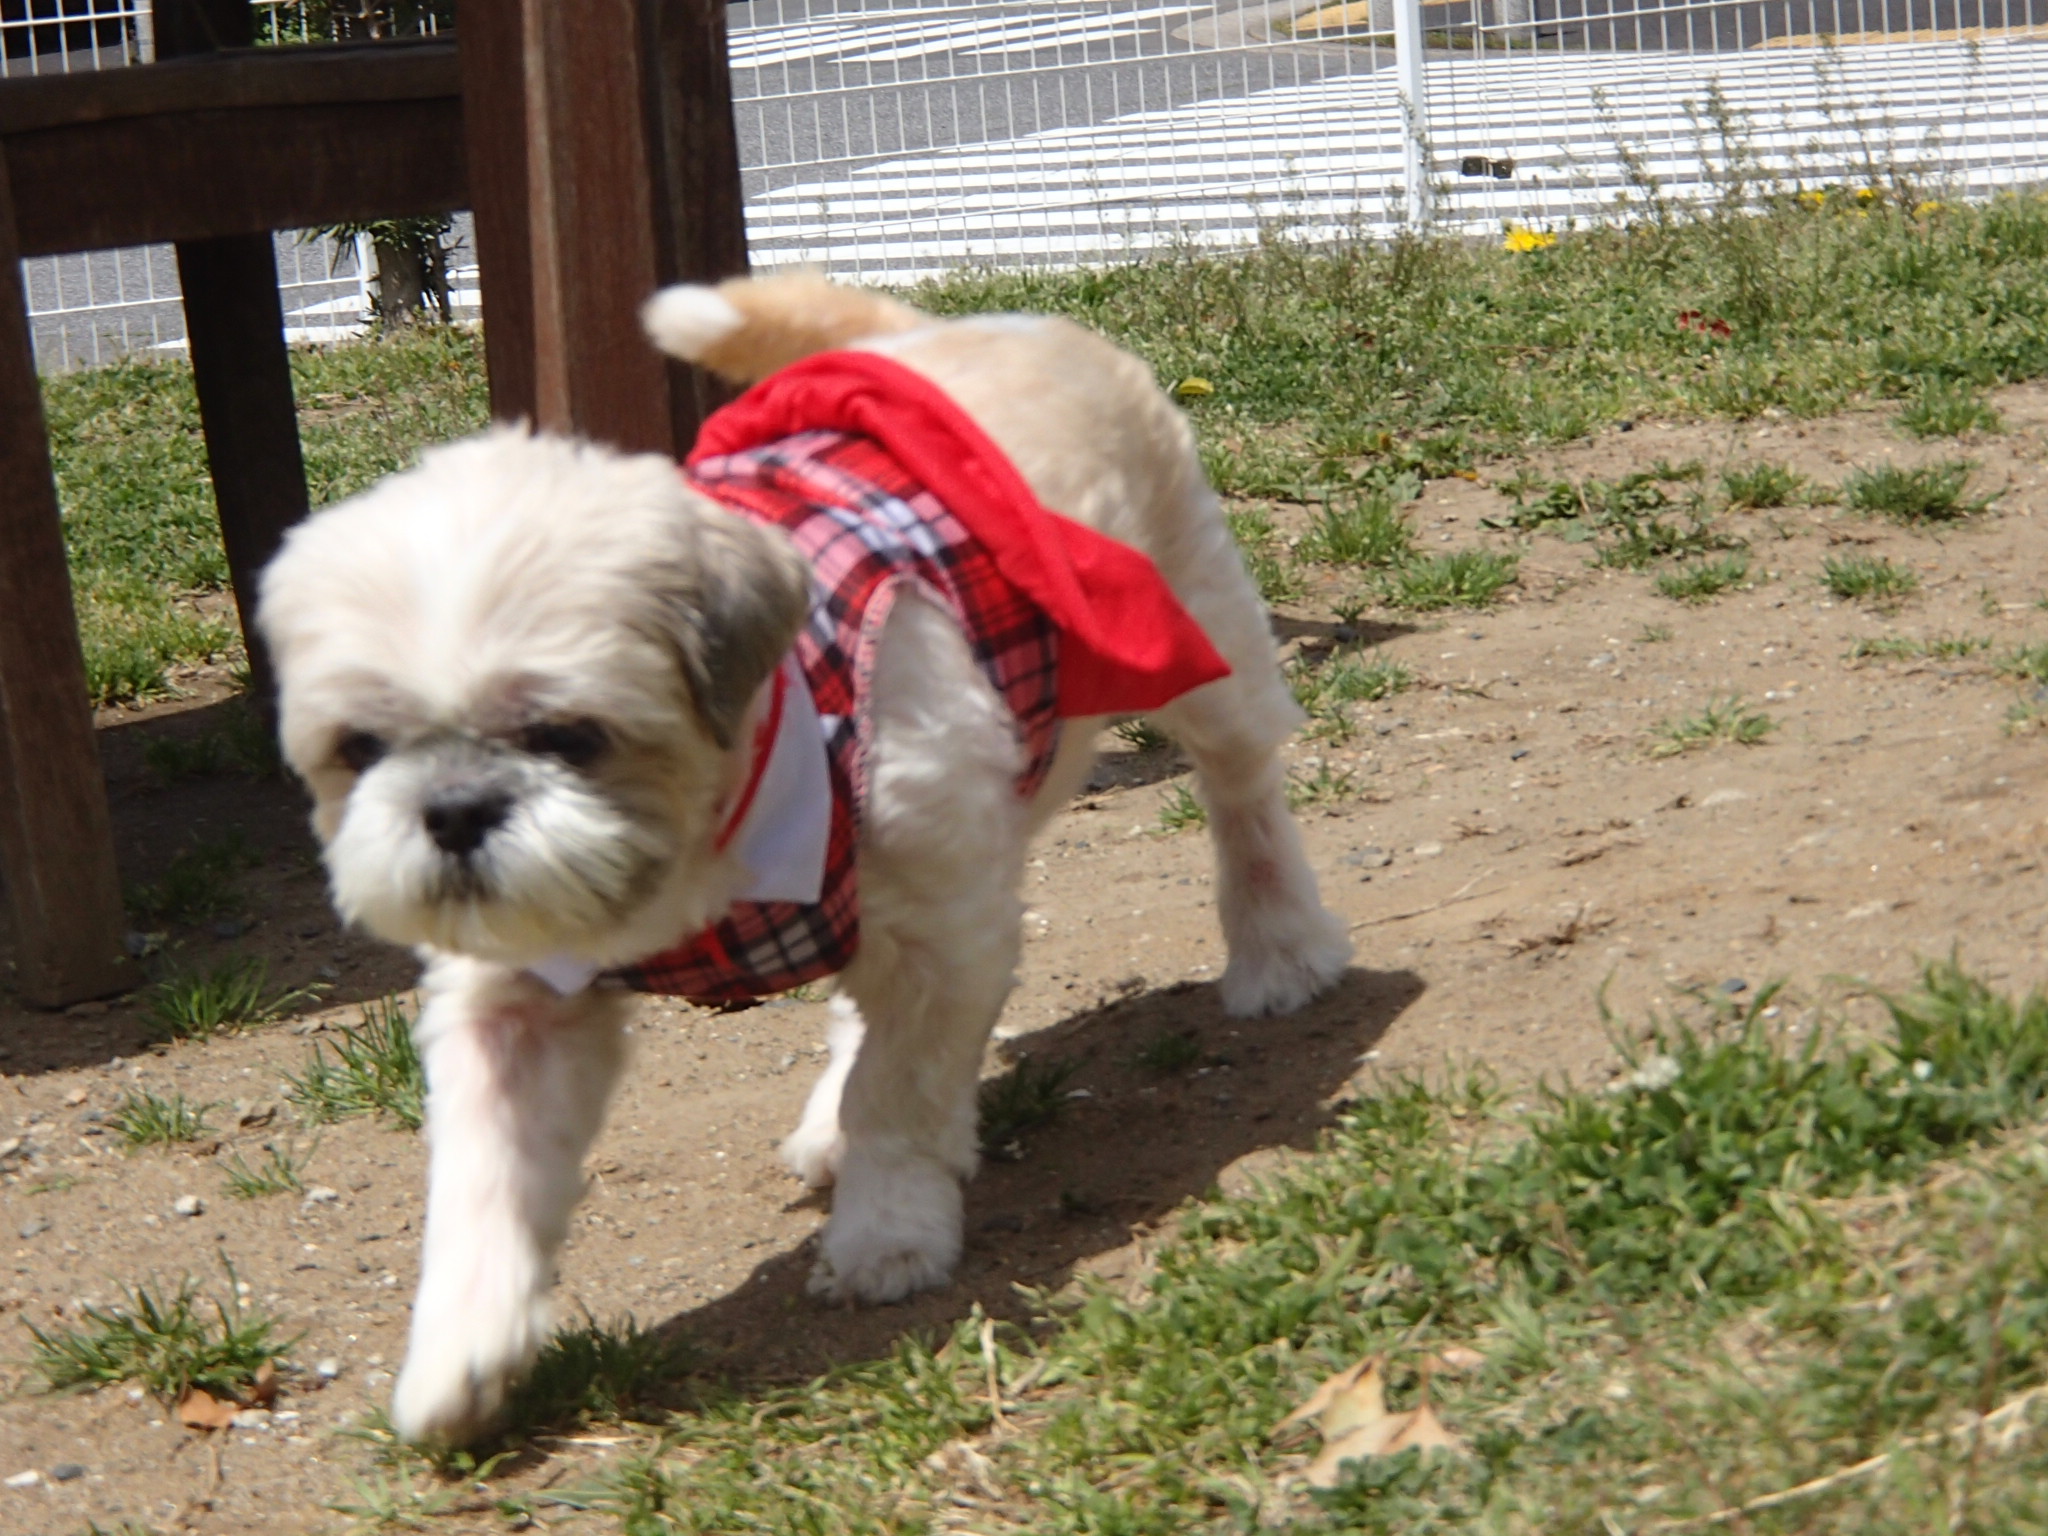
(12, 1), (2048, 366)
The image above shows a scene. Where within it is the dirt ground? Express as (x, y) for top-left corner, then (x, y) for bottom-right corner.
(5, 385), (2048, 1531)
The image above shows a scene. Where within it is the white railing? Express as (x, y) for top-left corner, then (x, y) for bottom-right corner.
(13, 0), (2048, 366)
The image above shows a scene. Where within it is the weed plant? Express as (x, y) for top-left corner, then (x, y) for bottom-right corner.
(283, 996), (425, 1129)
(125, 831), (258, 926)
(1111, 717), (1170, 753)
(1853, 633), (1989, 662)
(220, 1140), (313, 1199)
(1651, 694), (1774, 754)
(111, 1090), (213, 1148)
(1654, 552), (1751, 602)
(1157, 780), (1207, 831)
(1721, 460), (1806, 508)
(144, 956), (323, 1042)
(1298, 493), (1414, 566)
(1845, 460), (1992, 522)
(1137, 1031), (1204, 1074)
(1824, 552), (1921, 605)
(1898, 379), (2003, 438)
(979, 1055), (1081, 1156)
(26, 1271), (289, 1403)
(1224, 507), (1304, 605)
(1383, 550), (1519, 610)
(2002, 643), (2048, 685)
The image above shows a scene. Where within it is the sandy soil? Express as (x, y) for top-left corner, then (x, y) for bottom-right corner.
(4, 386), (2048, 1531)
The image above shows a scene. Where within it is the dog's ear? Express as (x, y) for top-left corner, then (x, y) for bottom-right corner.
(654, 508), (811, 750)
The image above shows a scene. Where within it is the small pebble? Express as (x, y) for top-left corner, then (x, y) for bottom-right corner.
(171, 1194), (204, 1218)
(1343, 846), (1393, 870)
(3, 1470), (39, 1489)
(1721, 978), (1749, 994)
(304, 1185), (341, 1205)
(315, 1357), (342, 1379)
(1510, 748), (1531, 761)
(63, 1087), (88, 1106)
(18, 1216), (51, 1239)
(1589, 652), (1617, 669)
(229, 1409), (272, 1430)
(1412, 841), (1445, 858)
(48, 1463), (84, 1483)
(0, 1136), (22, 1158)
(211, 918), (250, 940)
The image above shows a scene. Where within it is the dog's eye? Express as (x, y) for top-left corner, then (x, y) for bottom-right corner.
(519, 718), (608, 768)
(335, 731), (387, 772)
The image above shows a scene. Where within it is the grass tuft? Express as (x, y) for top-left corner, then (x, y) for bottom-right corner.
(220, 1140), (314, 1200)
(1111, 717), (1171, 753)
(1654, 552), (1751, 602)
(125, 831), (258, 926)
(1651, 694), (1774, 755)
(1824, 552), (1922, 605)
(979, 1054), (1080, 1157)
(1898, 379), (2004, 438)
(282, 996), (425, 1130)
(112, 1090), (213, 1149)
(144, 956), (323, 1043)
(1157, 780), (1207, 832)
(1383, 550), (1519, 610)
(1721, 459), (1806, 509)
(504, 1315), (694, 1431)
(1136, 1030), (1204, 1074)
(26, 1271), (289, 1404)
(1852, 633), (1990, 662)
(1298, 492), (1414, 567)
(1845, 459), (1992, 522)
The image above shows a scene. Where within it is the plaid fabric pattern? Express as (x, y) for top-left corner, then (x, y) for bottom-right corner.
(618, 429), (1062, 1004)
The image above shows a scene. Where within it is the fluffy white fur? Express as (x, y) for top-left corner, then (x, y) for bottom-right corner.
(257, 273), (1353, 1445)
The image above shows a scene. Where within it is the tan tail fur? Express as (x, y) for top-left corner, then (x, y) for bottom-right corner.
(641, 273), (926, 385)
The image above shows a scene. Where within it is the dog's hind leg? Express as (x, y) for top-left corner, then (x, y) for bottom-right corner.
(390, 958), (629, 1444)
(802, 594), (1029, 1303)
(1148, 499), (1354, 1019)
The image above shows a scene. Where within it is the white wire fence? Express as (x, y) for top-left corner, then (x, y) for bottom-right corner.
(11, 0), (2048, 367)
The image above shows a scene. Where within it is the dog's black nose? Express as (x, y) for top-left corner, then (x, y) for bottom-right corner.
(422, 789), (511, 856)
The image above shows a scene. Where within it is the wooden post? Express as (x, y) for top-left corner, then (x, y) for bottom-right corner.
(162, 0), (307, 713)
(0, 157), (130, 1006)
(455, 0), (748, 451)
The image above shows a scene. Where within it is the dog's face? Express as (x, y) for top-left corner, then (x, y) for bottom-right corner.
(258, 428), (809, 966)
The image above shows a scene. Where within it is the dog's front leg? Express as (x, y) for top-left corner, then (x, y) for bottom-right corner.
(391, 957), (630, 1444)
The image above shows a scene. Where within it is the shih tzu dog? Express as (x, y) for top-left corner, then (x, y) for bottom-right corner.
(258, 273), (1352, 1444)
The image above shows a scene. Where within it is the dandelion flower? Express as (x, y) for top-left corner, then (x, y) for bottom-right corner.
(1503, 225), (1557, 252)
(1796, 189), (1827, 209)
(1914, 199), (1946, 217)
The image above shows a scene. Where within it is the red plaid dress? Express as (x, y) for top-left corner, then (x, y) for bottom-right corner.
(616, 429), (1062, 1003)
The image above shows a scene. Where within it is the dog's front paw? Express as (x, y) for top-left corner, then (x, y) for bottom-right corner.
(1219, 902), (1352, 1018)
(808, 1150), (962, 1303)
(390, 1272), (549, 1445)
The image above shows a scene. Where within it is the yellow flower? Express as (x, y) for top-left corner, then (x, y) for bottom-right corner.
(1855, 186), (1881, 204)
(1503, 225), (1557, 252)
(1796, 189), (1828, 209)
(1914, 199), (1946, 218)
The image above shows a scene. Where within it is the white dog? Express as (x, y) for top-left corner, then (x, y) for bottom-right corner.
(258, 274), (1351, 1443)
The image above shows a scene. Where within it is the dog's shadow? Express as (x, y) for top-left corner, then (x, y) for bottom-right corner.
(656, 965), (1422, 1385)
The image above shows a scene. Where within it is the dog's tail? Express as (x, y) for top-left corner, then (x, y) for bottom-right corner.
(641, 274), (925, 385)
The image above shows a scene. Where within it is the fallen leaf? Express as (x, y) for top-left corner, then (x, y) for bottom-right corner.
(1306, 1414), (1411, 1487)
(176, 1387), (239, 1431)
(248, 1360), (278, 1407)
(1317, 1359), (1395, 1443)
(1425, 1344), (1488, 1375)
(1275, 1355), (1379, 1438)
(1387, 1401), (1463, 1454)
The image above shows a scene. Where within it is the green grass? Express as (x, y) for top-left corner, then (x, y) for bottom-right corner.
(111, 1090), (213, 1149)
(124, 830), (258, 926)
(2001, 643), (2048, 685)
(220, 1139), (314, 1200)
(45, 327), (488, 703)
(1298, 492), (1415, 567)
(1292, 650), (1413, 740)
(281, 995), (425, 1130)
(1844, 460), (1993, 523)
(1824, 552), (1921, 605)
(144, 956), (323, 1043)
(1225, 507), (1305, 605)
(140, 704), (281, 783)
(1651, 694), (1775, 755)
(1721, 460), (1807, 509)
(1654, 551), (1752, 602)
(1898, 379), (2004, 438)
(1111, 717), (1171, 753)
(1137, 1030), (1204, 1074)
(917, 195), (2048, 498)
(536, 961), (2048, 1533)
(1383, 550), (1519, 610)
(25, 1272), (289, 1404)
(979, 1054), (1081, 1157)
(1852, 633), (1990, 662)
(1158, 780), (1208, 832)
(1288, 761), (1360, 808)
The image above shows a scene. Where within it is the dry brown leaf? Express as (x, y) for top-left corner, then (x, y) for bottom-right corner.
(247, 1360), (278, 1407)
(1426, 1344), (1488, 1375)
(1386, 1401), (1463, 1454)
(176, 1387), (238, 1431)
(1317, 1359), (1395, 1443)
(1306, 1413), (1414, 1487)
(1275, 1356), (1379, 1438)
